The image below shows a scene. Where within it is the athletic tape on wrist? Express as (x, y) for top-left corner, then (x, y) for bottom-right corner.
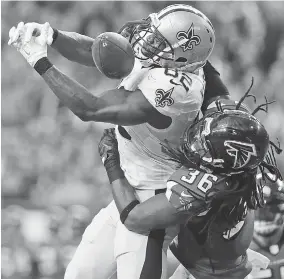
(120, 200), (140, 224)
(34, 57), (53, 75)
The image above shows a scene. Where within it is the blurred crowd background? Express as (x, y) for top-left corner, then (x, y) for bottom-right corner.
(2, 1), (284, 278)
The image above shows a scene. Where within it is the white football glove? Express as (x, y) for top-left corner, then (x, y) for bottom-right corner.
(8, 21), (54, 47)
(9, 22), (53, 67)
(247, 248), (270, 273)
(8, 21), (25, 50)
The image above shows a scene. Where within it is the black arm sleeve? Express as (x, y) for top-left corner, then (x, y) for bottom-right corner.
(201, 61), (230, 113)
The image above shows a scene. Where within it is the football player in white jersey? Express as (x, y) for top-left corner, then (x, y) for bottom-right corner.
(8, 4), (230, 279)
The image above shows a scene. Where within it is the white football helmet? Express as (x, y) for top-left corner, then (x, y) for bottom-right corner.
(119, 4), (215, 72)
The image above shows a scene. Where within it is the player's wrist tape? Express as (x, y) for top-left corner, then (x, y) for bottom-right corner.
(120, 200), (140, 224)
(34, 57), (53, 75)
(52, 28), (59, 44)
(106, 166), (125, 184)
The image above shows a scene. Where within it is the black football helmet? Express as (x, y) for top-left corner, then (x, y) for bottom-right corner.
(162, 79), (282, 182)
(181, 102), (270, 175)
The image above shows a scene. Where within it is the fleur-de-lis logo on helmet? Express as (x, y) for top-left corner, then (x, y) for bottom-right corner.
(176, 23), (201, 52)
(155, 87), (174, 108)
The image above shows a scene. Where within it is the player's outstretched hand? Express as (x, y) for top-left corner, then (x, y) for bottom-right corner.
(8, 21), (53, 47)
(8, 22), (25, 50)
(8, 22), (52, 67)
(98, 128), (120, 168)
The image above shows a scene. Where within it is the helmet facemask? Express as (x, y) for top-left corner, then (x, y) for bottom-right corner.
(181, 112), (229, 174)
(119, 14), (175, 67)
(119, 16), (206, 71)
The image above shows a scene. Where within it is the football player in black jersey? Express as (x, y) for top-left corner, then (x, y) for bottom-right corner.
(99, 92), (283, 279)
(249, 174), (284, 279)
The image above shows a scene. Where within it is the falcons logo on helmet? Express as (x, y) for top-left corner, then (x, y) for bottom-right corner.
(224, 140), (257, 169)
(176, 23), (201, 52)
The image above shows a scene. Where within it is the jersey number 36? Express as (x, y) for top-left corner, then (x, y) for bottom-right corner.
(181, 169), (218, 193)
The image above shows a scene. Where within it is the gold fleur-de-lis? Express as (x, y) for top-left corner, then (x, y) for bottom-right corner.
(155, 87), (175, 108)
(176, 23), (201, 52)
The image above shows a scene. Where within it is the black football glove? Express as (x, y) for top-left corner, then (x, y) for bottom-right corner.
(98, 128), (124, 183)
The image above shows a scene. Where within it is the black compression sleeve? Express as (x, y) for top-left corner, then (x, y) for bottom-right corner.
(202, 61), (230, 112)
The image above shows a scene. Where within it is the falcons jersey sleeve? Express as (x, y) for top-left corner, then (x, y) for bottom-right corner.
(166, 166), (226, 214)
(138, 67), (205, 118)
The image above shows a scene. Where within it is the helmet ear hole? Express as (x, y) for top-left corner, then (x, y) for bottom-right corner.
(175, 57), (187, 63)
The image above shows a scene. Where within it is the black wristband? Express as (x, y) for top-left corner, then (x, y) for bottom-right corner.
(34, 57), (53, 75)
(120, 200), (140, 224)
(52, 28), (59, 44)
(106, 166), (125, 184)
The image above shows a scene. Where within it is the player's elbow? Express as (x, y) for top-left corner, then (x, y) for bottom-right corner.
(75, 112), (89, 122)
(124, 212), (139, 231)
(124, 211), (148, 234)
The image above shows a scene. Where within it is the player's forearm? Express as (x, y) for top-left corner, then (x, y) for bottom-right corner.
(111, 180), (177, 233)
(111, 178), (138, 213)
(104, 163), (185, 233)
(40, 61), (104, 120)
(126, 194), (188, 233)
(36, 59), (150, 125)
(51, 30), (96, 67)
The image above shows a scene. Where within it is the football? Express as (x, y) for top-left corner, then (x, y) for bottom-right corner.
(92, 32), (135, 79)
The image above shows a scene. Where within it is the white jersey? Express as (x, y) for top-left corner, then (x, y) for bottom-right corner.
(116, 59), (205, 190)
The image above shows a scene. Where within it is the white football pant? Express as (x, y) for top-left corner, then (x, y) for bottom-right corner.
(64, 190), (179, 279)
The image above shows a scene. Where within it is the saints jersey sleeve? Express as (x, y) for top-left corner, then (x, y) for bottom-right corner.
(137, 67), (205, 117)
(166, 166), (226, 214)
